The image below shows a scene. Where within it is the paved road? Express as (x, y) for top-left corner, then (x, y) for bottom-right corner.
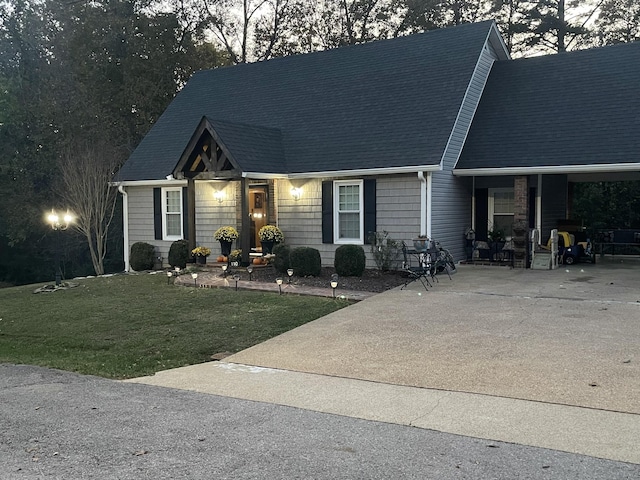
(2, 364), (639, 479)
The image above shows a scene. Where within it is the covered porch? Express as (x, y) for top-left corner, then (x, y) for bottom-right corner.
(172, 117), (285, 266)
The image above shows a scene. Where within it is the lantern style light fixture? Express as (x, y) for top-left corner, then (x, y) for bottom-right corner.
(246, 265), (254, 281)
(214, 190), (225, 203)
(276, 277), (283, 295)
(46, 209), (74, 286)
(287, 268), (294, 284)
(191, 272), (198, 287)
(290, 187), (302, 201)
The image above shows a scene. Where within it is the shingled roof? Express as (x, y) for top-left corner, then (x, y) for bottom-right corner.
(455, 40), (640, 175)
(116, 21), (498, 182)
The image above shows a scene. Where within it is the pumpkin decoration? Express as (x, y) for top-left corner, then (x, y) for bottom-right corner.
(217, 255), (226, 263)
(253, 257), (263, 265)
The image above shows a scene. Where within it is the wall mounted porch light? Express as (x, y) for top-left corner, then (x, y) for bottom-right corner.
(290, 187), (302, 201)
(214, 190), (225, 203)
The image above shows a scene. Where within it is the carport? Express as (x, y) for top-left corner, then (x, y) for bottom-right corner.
(454, 39), (640, 267)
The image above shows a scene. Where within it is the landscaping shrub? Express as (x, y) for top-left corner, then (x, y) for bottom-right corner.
(130, 242), (155, 271)
(369, 231), (400, 271)
(168, 239), (189, 268)
(272, 244), (291, 274)
(334, 244), (366, 277)
(289, 247), (321, 277)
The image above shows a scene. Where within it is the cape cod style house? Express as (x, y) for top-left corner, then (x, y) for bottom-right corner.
(115, 20), (640, 270)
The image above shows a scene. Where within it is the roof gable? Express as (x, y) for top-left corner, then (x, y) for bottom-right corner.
(456, 40), (640, 174)
(116, 21), (497, 182)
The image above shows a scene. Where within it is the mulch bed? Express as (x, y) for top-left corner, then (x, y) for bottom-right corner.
(222, 265), (408, 293)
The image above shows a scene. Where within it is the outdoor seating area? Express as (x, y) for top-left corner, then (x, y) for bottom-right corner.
(400, 238), (456, 291)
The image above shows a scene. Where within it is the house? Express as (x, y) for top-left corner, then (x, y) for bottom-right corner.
(115, 20), (640, 270)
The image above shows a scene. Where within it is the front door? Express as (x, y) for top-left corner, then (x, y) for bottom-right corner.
(249, 185), (268, 249)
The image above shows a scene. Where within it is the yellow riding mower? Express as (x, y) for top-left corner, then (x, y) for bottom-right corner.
(543, 231), (595, 265)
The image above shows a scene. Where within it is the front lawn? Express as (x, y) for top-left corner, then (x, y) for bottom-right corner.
(0, 273), (349, 379)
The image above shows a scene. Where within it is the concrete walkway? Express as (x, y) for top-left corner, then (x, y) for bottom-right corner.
(128, 257), (640, 464)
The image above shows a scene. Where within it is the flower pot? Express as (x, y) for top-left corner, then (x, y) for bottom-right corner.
(261, 240), (275, 255)
(412, 238), (432, 253)
(195, 256), (207, 265)
(219, 240), (232, 256)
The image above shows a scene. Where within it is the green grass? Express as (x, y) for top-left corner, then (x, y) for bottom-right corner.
(0, 273), (350, 379)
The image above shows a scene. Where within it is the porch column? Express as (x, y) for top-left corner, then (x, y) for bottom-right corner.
(513, 176), (529, 268)
(240, 178), (251, 265)
(187, 178), (196, 254)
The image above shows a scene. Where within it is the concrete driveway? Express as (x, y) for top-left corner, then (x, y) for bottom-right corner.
(130, 257), (640, 464)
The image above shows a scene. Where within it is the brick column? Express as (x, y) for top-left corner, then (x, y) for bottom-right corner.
(514, 176), (528, 224)
(512, 176), (529, 268)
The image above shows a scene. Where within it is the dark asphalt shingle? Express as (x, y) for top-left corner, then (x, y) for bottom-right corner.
(457, 40), (640, 171)
(116, 21), (494, 182)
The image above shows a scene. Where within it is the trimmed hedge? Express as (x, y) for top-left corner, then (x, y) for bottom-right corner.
(272, 244), (291, 274)
(130, 242), (155, 271)
(334, 244), (366, 277)
(289, 247), (321, 277)
(168, 239), (190, 269)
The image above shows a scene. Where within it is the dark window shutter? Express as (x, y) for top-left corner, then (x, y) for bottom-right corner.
(475, 188), (489, 241)
(182, 187), (188, 240)
(153, 187), (162, 240)
(321, 181), (333, 244)
(363, 179), (376, 244)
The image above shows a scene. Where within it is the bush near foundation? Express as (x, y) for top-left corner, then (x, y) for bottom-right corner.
(272, 244), (291, 274)
(168, 239), (189, 269)
(334, 244), (366, 277)
(130, 242), (156, 271)
(289, 247), (321, 277)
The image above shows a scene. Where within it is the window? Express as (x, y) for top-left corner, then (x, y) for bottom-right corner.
(488, 188), (514, 236)
(162, 187), (183, 240)
(322, 179), (375, 245)
(334, 180), (364, 243)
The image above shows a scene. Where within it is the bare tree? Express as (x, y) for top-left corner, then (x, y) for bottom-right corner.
(59, 141), (120, 276)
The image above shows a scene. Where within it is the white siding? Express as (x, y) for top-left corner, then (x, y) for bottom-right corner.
(278, 175), (421, 268)
(126, 182), (238, 266)
(126, 186), (172, 265)
(195, 181), (237, 256)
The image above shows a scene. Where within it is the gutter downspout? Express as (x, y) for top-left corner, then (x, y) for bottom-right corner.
(118, 185), (130, 272)
(418, 172), (431, 237)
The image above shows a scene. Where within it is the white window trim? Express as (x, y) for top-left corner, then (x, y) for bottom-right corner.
(333, 179), (364, 244)
(162, 187), (183, 241)
(488, 187), (514, 235)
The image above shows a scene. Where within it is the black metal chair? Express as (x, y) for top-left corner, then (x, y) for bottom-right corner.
(432, 242), (456, 280)
(400, 241), (431, 291)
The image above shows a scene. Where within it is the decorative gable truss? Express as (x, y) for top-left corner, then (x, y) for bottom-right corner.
(173, 117), (242, 180)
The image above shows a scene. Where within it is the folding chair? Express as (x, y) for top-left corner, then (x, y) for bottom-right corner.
(400, 241), (431, 291)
